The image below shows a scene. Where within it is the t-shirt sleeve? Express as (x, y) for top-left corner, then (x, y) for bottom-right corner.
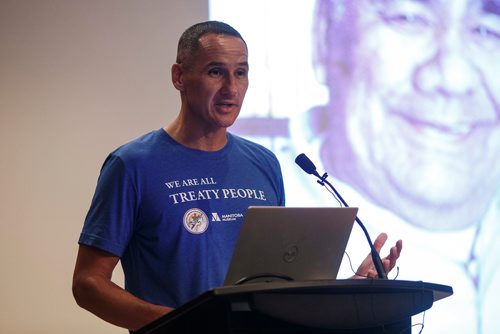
(265, 149), (286, 207)
(275, 158), (286, 207)
(78, 153), (137, 257)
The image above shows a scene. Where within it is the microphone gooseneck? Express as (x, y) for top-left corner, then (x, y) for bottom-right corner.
(294, 153), (388, 279)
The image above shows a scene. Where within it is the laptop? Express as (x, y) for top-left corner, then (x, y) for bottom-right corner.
(223, 206), (358, 286)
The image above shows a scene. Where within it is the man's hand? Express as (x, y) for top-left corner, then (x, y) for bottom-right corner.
(354, 233), (403, 279)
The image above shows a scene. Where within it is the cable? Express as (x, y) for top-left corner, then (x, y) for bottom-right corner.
(233, 272), (294, 285)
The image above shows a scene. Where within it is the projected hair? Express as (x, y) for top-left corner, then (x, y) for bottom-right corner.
(176, 21), (247, 67)
(313, 0), (358, 84)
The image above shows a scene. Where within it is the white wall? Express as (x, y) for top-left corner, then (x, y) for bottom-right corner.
(0, 1), (207, 333)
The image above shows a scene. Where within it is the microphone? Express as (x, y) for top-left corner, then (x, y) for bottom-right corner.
(294, 153), (320, 177)
(295, 153), (388, 279)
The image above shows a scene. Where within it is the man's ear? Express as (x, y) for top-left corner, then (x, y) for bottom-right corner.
(171, 63), (184, 91)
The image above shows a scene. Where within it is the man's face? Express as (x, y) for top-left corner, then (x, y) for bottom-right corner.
(322, 0), (500, 230)
(177, 33), (249, 131)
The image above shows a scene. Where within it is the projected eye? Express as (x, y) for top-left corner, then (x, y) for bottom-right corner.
(471, 23), (500, 50)
(475, 24), (500, 39)
(377, 2), (433, 34)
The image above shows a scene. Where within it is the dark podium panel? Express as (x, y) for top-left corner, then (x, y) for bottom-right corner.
(135, 280), (453, 334)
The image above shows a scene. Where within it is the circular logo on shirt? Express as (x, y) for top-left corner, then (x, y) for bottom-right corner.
(183, 208), (209, 234)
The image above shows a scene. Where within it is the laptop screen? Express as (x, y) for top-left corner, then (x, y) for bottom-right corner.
(223, 206), (358, 286)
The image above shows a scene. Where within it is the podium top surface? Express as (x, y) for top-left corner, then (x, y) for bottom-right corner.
(135, 280), (453, 334)
(214, 279), (453, 302)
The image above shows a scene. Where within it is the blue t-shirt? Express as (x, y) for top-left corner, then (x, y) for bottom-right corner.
(79, 129), (285, 307)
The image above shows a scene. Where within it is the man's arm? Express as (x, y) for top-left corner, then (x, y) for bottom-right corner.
(72, 245), (173, 331)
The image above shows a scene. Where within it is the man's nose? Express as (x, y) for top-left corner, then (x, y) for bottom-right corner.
(220, 74), (239, 96)
(412, 29), (479, 98)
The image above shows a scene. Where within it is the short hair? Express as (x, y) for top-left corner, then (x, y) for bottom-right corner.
(176, 21), (247, 66)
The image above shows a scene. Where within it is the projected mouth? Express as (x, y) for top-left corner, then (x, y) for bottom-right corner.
(390, 109), (476, 144)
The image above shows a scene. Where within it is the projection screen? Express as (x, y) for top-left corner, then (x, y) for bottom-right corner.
(210, 1), (500, 334)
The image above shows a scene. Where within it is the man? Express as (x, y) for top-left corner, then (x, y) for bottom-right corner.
(295, 1), (500, 333)
(72, 21), (402, 332)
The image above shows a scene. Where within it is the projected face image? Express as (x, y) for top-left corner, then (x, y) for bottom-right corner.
(316, 0), (500, 230)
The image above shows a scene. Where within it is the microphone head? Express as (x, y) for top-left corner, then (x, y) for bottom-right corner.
(295, 153), (318, 175)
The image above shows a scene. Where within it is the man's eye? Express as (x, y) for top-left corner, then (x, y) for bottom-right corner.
(208, 69), (223, 77)
(235, 69), (248, 77)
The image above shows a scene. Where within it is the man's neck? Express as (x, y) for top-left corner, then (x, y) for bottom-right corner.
(164, 118), (228, 152)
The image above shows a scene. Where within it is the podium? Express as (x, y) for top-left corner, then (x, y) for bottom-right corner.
(135, 280), (452, 334)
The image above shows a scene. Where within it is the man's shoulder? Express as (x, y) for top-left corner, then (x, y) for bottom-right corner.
(109, 129), (167, 163)
(229, 132), (279, 161)
(228, 133), (283, 177)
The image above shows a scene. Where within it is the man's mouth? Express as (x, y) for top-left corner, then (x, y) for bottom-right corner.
(216, 102), (239, 111)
